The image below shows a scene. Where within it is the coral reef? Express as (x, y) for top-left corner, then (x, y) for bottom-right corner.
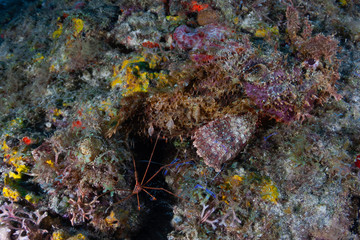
(0, 0), (359, 239)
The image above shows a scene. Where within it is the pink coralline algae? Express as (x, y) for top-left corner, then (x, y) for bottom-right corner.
(244, 68), (316, 122)
(173, 24), (229, 51)
(192, 114), (257, 172)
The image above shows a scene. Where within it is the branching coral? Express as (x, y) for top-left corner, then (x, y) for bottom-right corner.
(0, 203), (48, 239)
(30, 117), (135, 232)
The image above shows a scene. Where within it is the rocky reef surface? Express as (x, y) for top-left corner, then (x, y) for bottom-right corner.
(0, 0), (360, 239)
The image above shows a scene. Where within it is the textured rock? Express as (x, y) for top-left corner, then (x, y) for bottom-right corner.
(193, 114), (256, 172)
(197, 9), (219, 26)
(0, 226), (10, 240)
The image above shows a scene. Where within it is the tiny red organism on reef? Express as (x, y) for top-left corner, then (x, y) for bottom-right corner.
(142, 41), (160, 48)
(71, 120), (85, 129)
(189, 1), (209, 12)
(22, 137), (32, 145)
(355, 154), (360, 168)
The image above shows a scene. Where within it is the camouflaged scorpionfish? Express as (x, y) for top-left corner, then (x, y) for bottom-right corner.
(192, 114), (257, 172)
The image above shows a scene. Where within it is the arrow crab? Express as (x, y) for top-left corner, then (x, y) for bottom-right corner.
(107, 133), (191, 212)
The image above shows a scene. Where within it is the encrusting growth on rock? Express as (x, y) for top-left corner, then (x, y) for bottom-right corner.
(192, 114), (257, 172)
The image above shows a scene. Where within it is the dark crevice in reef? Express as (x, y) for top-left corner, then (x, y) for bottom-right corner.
(129, 135), (177, 240)
(350, 195), (360, 236)
(0, 0), (37, 26)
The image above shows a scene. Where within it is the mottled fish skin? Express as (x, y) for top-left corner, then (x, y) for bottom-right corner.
(193, 114), (256, 172)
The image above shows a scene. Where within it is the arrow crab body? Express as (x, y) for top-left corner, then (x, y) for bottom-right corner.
(110, 134), (189, 211)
